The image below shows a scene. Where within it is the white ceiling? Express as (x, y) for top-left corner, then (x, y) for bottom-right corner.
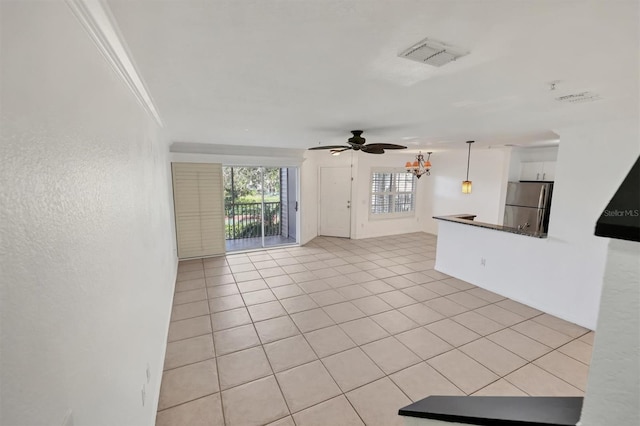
(107, 0), (638, 151)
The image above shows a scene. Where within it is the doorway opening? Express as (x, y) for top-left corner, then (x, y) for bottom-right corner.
(223, 166), (298, 252)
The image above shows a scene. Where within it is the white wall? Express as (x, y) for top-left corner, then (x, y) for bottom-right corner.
(423, 148), (510, 234)
(579, 239), (640, 425)
(352, 152), (427, 239)
(0, 2), (176, 425)
(300, 153), (319, 244)
(170, 152), (303, 168)
(434, 119), (639, 329)
(305, 147), (509, 240)
(305, 150), (431, 240)
(507, 146), (559, 181)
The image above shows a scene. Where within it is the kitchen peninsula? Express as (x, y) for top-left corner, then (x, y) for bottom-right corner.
(434, 214), (548, 238)
(431, 212), (593, 329)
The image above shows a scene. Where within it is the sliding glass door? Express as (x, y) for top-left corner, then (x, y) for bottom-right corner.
(223, 166), (298, 252)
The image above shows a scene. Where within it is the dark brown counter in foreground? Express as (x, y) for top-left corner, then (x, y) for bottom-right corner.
(399, 395), (583, 425)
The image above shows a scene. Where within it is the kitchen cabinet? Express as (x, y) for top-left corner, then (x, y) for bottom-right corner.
(519, 161), (556, 181)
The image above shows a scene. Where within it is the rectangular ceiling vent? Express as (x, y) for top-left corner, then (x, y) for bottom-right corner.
(399, 37), (469, 67)
(555, 91), (602, 103)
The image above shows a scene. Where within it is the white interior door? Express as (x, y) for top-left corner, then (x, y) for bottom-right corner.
(319, 167), (351, 238)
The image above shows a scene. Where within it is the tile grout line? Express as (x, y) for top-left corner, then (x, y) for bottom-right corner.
(165, 234), (590, 423)
(201, 265), (227, 426)
(168, 298), (567, 371)
(247, 315), (296, 425)
(484, 330), (593, 394)
(167, 282), (568, 376)
(273, 304), (368, 423)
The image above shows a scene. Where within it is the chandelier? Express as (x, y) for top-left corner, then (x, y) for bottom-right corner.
(405, 151), (432, 179)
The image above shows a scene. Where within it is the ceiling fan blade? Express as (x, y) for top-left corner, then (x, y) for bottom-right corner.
(308, 145), (350, 150)
(361, 145), (385, 154)
(330, 147), (351, 153)
(365, 143), (407, 150)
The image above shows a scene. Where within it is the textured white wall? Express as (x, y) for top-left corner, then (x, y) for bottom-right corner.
(0, 2), (177, 425)
(579, 239), (640, 425)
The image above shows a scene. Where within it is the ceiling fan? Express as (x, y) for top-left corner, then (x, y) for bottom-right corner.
(308, 130), (407, 155)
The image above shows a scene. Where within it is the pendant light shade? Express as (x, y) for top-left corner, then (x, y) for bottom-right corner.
(462, 141), (474, 194)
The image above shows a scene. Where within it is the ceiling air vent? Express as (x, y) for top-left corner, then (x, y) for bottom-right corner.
(399, 37), (469, 67)
(555, 91), (602, 103)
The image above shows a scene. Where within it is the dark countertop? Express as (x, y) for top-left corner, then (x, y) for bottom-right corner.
(434, 214), (547, 239)
(399, 395), (584, 426)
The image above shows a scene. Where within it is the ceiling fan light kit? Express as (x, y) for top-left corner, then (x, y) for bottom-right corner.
(308, 130), (407, 155)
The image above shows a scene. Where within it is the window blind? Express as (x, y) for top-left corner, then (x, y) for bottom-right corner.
(172, 163), (225, 259)
(370, 170), (416, 216)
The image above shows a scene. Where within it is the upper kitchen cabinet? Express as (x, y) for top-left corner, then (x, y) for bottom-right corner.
(519, 161), (556, 181)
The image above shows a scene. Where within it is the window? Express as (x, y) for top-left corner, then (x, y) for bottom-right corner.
(370, 169), (416, 217)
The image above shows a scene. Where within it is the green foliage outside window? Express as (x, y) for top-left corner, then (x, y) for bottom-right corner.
(223, 167), (282, 239)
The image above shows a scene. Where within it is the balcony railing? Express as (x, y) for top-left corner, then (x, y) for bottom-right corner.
(225, 202), (281, 240)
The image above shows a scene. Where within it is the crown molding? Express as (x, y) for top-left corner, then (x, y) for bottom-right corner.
(170, 142), (305, 158)
(65, 0), (163, 127)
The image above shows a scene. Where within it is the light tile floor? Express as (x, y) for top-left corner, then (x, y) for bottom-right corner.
(226, 236), (297, 252)
(158, 233), (594, 426)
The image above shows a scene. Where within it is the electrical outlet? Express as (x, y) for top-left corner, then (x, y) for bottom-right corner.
(480, 258), (486, 266)
(141, 384), (146, 407)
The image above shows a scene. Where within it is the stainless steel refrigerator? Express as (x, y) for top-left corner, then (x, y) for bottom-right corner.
(504, 182), (553, 233)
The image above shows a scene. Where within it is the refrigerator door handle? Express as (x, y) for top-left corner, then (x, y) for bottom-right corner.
(537, 208), (544, 233)
(538, 185), (546, 208)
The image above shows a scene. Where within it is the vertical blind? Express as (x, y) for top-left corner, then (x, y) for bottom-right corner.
(172, 163), (225, 259)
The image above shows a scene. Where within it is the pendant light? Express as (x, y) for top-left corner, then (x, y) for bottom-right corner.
(462, 141), (474, 194)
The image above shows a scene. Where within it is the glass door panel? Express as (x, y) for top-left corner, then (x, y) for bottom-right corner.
(263, 167), (297, 248)
(224, 166), (263, 252)
(224, 166), (298, 252)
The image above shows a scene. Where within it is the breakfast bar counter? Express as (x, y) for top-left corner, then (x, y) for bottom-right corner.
(434, 214), (548, 238)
